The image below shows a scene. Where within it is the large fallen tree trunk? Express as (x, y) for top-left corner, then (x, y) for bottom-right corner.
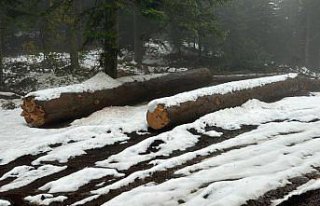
(211, 73), (283, 84)
(21, 68), (212, 127)
(147, 74), (319, 130)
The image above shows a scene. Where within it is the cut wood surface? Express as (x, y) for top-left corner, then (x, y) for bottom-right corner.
(21, 68), (212, 127)
(147, 74), (319, 130)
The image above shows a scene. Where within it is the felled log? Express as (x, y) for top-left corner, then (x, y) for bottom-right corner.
(0, 91), (21, 100)
(211, 73), (282, 84)
(21, 68), (212, 127)
(147, 74), (316, 130)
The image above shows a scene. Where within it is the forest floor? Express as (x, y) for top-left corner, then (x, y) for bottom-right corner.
(1, 51), (320, 206)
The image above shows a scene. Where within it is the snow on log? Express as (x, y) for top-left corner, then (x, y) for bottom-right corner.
(147, 73), (317, 130)
(21, 68), (212, 127)
(211, 73), (282, 84)
(0, 91), (21, 100)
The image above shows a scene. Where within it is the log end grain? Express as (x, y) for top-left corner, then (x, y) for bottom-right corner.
(21, 97), (46, 127)
(147, 105), (170, 130)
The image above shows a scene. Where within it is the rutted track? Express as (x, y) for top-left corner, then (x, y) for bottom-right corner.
(1, 95), (320, 206)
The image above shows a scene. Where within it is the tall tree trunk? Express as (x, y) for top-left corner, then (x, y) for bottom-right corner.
(304, 9), (311, 67)
(103, 0), (118, 78)
(318, 47), (320, 70)
(68, 1), (80, 72)
(40, 0), (52, 66)
(198, 35), (202, 58)
(68, 27), (80, 72)
(76, 0), (84, 48)
(133, 6), (143, 68)
(0, 17), (4, 88)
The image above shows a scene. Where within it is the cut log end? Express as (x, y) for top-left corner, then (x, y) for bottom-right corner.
(147, 105), (170, 130)
(21, 97), (46, 127)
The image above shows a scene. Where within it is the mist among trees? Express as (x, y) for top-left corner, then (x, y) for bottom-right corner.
(0, 0), (319, 84)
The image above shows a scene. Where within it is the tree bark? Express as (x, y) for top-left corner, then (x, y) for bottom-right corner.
(69, 30), (80, 72)
(68, 1), (80, 72)
(21, 68), (212, 127)
(147, 76), (317, 130)
(103, 0), (118, 78)
(39, 0), (52, 66)
(0, 17), (4, 88)
(133, 5), (144, 68)
(304, 6), (311, 67)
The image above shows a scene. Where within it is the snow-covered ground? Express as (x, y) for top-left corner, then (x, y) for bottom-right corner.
(1, 92), (320, 205)
(0, 105), (148, 166)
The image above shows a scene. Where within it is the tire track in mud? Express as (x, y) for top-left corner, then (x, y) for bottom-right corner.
(70, 125), (258, 205)
(244, 169), (320, 206)
(277, 188), (320, 206)
(2, 120), (318, 206)
(73, 122), (320, 206)
(0, 131), (159, 205)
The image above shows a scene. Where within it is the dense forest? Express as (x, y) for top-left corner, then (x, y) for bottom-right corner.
(0, 0), (319, 85)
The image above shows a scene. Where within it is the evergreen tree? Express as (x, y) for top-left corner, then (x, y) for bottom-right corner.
(0, 0), (30, 87)
(217, 0), (277, 69)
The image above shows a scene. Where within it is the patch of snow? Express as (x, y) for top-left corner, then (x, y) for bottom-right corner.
(0, 105), (147, 166)
(272, 179), (320, 206)
(167, 67), (188, 73)
(0, 99), (21, 110)
(31, 106), (148, 165)
(96, 127), (201, 170)
(25, 71), (172, 101)
(0, 165), (66, 192)
(26, 72), (122, 101)
(192, 96), (320, 131)
(0, 200), (11, 206)
(0, 166), (33, 181)
(71, 105), (147, 131)
(71, 95), (320, 205)
(31, 129), (129, 165)
(25, 194), (67, 206)
(40, 167), (124, 193)
(72, 195), (100, 206)
(80, 49), (102, 69)
(102, 121), (320, 206)
(97, 96), (320, 172)
(290, 66), (320, 78)
(0, 92), (18, 97)
(118, 73), (167, 83)
(3, 54), (45, 65)
(145, 40), (172, 56)
(148, 73), (298, 112)
(311, 92), (320, 96)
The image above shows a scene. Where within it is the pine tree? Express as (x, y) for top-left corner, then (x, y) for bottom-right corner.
(0, 0), (27, 87)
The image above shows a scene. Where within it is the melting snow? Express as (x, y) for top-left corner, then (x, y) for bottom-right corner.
(26, 72), (122, 101)
(1, 82), (320, 206)
(25, 72), (169, 101)
(272, 179), (320, 206)
(0, 165), (66, 192)
(0, 200), (11, 206)
(40, 167), (124, 193)
(148, 73), (298, 112)
(0, 105), (147, 166)
(25, 194), (67, 206)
